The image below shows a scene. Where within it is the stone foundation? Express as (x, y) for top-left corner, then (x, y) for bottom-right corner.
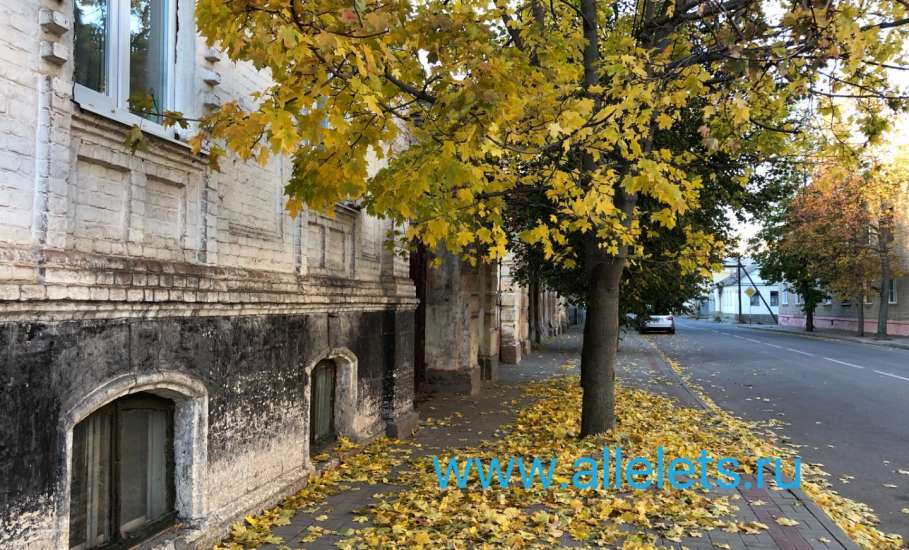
(426, 366), (483, 396)
(0, 309), (416, 549)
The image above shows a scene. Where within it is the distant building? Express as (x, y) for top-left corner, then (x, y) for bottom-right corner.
(701, 260), (782, 324)
(777, 278), (909, 335)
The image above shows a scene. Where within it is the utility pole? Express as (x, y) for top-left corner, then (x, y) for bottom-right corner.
(737, 256), (744, 324)
(741, 266), (778, 325)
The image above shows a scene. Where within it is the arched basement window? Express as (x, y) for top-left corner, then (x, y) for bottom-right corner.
(310, 359), (338, 454)
(69, 392), (175, 549)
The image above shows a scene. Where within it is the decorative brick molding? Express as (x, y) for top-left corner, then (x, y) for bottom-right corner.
(0, 244), (417, 322)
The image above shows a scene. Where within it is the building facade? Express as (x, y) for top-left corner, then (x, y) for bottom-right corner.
(705, 261), (782, 324)
(0, 1), (418, 548)
(410, 249), (570, 395)
(777, 277), (909, 335)
(497, 257), (530, 364)
(492, 256), (567, 366)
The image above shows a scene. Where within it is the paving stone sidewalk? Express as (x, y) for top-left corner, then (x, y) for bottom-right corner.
(258, 329), (859, 550)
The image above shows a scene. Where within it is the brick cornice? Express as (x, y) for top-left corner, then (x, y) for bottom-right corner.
(0, 244), (418, 321)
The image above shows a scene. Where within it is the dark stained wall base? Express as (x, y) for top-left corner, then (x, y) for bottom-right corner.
(425, 367), (482, 396)
(0, 308), (415, 548)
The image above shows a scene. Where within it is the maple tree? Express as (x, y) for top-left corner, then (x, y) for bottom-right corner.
(783, 154), (907, 338)
(505, 105), (799, 329)
(751, 170), (827, 332)
(784, 166), (874, 335)
(862, 156), (909, 339)
(183, 0), (909, 434)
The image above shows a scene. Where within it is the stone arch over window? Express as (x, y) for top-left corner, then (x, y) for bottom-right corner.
(304, 348), (362, 457)
(55, 372), (208, 549)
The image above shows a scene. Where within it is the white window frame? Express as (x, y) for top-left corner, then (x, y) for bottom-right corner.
(781, 290), (789, 306)
(889, 279), (898, 305)
(73, 0), (186, 142)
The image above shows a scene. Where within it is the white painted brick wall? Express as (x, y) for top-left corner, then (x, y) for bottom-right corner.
(0, 0), (41, 248)
(0, 0), (414, 307)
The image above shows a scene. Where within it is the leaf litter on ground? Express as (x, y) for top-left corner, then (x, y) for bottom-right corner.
(214, 350), (903, 550)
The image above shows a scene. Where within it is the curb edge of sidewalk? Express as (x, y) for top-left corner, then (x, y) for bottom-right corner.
(640, 334), (863, 550)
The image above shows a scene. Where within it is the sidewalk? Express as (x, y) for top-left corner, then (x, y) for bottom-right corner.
(258, 335), (580, 550)
(240, 329), (863, 550)
(736, 322), (909, 351)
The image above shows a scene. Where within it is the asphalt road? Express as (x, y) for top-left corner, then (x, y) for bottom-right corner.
(646, 318), (909, 541)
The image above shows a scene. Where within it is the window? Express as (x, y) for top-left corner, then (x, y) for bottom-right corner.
(69, 393), (175, 549)
(749, 292), (761, 306)
(781, 290), (789, 306)
(770, 291), (779, 307)
(889, 279), (898, 304)
(796, 293), (802, 305)
(823, 295), (832, 305)
(310, 360), (337, 454)
(73, 0), (178, 136)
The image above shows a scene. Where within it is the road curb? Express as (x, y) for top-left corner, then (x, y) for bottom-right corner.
(639, 334), (862, 550)
(739, 323), (909, 351)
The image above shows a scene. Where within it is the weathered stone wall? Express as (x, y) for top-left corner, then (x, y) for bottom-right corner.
(497, 257), (569, 365)
(0, 0), (418, 547)
(419, 251), (569, 387)
(420, 251), (501, 394)
(498, 257), (529, 364)
(0, 310), (415, 548)
(422, 251), (479, 393)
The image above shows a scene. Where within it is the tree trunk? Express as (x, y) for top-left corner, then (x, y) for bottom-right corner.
(800, 283), (815, 332)
(876, 210), (892, 339)
(877, 263), (890, 340)
(529, 275), (542, 346)
(580, 252), (623, 436)
(856, 293), (865, 337)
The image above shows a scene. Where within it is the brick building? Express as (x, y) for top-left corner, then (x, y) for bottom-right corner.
(0, 1), (418, 548)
